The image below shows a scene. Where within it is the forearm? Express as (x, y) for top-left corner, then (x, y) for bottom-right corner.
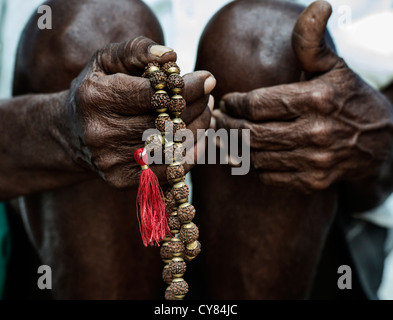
(0, 91), (92, 200)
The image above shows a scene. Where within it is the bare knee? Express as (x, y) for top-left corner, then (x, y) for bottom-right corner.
(14, 0), (163, 94)
(196, 0), (306, 100)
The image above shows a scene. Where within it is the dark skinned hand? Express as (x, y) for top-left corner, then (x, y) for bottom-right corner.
(213, 0), (393, 192)
(66, 36), (215, 189)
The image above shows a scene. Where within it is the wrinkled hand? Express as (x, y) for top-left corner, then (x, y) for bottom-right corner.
(213, 1), (393, 192)
(67, 36), (215, 188)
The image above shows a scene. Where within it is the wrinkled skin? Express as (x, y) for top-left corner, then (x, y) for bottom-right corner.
(6, 0), (212, 299)
(3, 0), (393, 299)
(192, 0), (393, 299)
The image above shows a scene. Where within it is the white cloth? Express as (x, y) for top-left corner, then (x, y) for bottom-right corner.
(0, 0), (44, 98)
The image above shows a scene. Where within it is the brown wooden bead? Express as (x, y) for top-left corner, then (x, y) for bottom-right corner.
(151, 90), (170, 111)
(165, 286), (176, 300)
(168, 257), (186, 277)
(155, 113), (171, 132)
(162, 265), (173, 285)
(164, 142), (185, 164)
(174, 143), (185, 162)
(167, 74), (184, 93)
(166, 163), (185, 183)
(173, 118), (187, 143)
(168, 213), (181, 232)
(173, 182), (189, 203)
(167, 237), (185, 256)
(164, 188), (177, 213)
(177, 203), (196, 224)
(172, 117), (186, 133)
(168, 278), (189, 296)
(179, 222), (199, 244)
(142, 62), (160, 78)
(160, 241), (173, 261)
(184, 240), (201, 261)
(162, 61), (180, 75)
(169, 95), (186, 116)
(145, 133), (163, 154)
(164, 141), (175, 163)
(149, 71), (167, 90)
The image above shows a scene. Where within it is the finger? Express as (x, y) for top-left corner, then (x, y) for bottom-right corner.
(181, 94), (212, 125)
(89, 70), (215, 117)
(251, 150), (299, 172)
(292, 0), (340, 77)
(258, 171), (306, 191)
(179, 70), (215, 124)
(213, 109), (302, 150)
(181, 105), (212, 148)
(258, 169), (339, 192)
(87, 72), (154, 115)
(220, 77), (334, 121)
(182, 71), (216, 103)
(86, 113), (156, 151)
(94, 36), (177, 75)
(221, 84), (308, 121)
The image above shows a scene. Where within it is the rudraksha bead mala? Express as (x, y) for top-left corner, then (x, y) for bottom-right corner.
(142, 60), (201, 300)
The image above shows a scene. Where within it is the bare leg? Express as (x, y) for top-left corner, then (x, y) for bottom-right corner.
(11, 0), (165, 299)
(192, 0), (337, 299)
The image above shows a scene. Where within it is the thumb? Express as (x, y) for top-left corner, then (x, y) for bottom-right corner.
(93, 36), (177, 76)
(292, 0), (340, 77)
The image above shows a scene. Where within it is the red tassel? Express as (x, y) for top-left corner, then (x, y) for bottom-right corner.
(133, 148), (170, 246)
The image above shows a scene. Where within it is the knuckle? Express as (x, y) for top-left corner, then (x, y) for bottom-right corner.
(244, 122), (259, 146)
(311, 151), (335, 169)
(77, 78), (101, 106)
(84, 121), (109, 148)
(245, 91), (260, 120)
(83, 122), (98, 146)
(309, 120), (333, 146)
(311, 81), (335, 113)
(95, 43), (114, 68)
(75, 81), (89, 102)
(307, 171), (331, 190)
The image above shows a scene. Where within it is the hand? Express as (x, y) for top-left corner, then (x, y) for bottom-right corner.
(66, 36), (215, 188)
(213, 1), (393, 192)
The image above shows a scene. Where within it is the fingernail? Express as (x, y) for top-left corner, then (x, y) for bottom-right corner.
(219, 100), (226, 113)
(208, 95), (214, 112)
(204, 75), (216, 95)
(212, 109), (221, 118)
(210, 117), (216, 130)
(150, 45), (173, 57)
(227, 155), (241, 167)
